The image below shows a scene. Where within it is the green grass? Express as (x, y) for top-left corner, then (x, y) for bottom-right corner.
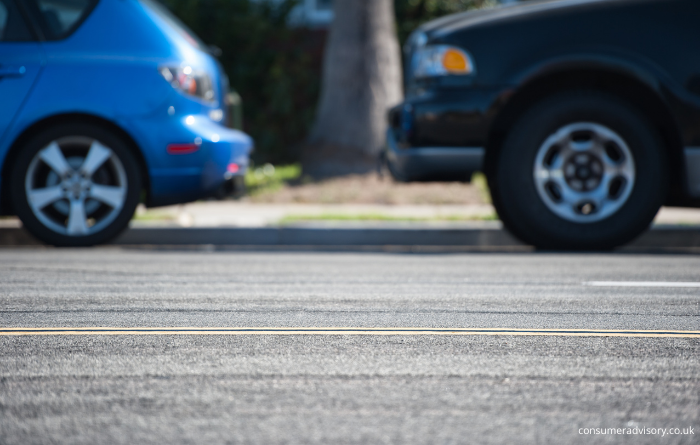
(132, 212), (176, 222)
(471, 172), (492, 204)
(279, 213), (498, 224)
(245, 163), (302, 196)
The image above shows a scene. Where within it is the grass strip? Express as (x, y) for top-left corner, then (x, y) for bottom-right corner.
(279, 213), (498, 224)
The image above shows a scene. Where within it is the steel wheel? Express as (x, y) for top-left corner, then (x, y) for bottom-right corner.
(533, 122), (635, 223)
(490, 91), (667, 250)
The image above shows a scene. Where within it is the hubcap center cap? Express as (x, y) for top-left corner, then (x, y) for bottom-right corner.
(564, 154), (603, 191)
(63, 174), (91, 199)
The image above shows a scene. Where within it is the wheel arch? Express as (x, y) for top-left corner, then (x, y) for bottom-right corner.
(484, 66), (684, 201)
(1, 113), (150, 215)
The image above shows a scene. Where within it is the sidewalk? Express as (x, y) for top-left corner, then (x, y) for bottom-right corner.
(2, 203), (699, 250)
(119, 203), (700, 251)
(1, 202), (699, 230)
(129, 202), (700, 228)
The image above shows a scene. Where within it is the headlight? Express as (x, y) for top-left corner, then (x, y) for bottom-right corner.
(404, 30), (428, 55)
(160, 65), (215, 102)
(411, 45), (475, 79)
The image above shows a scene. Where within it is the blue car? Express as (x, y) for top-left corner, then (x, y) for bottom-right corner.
(0, 0), (253, 246)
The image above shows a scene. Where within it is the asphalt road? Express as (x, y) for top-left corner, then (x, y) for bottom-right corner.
(0, 248), (698, 444)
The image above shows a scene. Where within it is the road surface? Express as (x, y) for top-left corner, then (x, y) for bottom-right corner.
(0, 248), (698, 444)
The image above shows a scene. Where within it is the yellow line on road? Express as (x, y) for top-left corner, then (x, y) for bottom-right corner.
(584, 281), (700, 288)
(1, 327), (699, 338)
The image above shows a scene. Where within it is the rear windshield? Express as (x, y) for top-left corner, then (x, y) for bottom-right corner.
(29, 0), (98, 40)
(139, 0), (205, 50)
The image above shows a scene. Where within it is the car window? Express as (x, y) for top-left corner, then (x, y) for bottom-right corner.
(30, 0), (97, 40)
(0, 0), (35, 42)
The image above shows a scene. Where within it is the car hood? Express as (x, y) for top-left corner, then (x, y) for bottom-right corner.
(421, 0), (642, 37)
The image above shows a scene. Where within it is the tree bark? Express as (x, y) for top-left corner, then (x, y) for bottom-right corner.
(303, 0), (403, 178)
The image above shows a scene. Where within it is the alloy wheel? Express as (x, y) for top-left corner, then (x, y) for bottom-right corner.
(24, 136), (128, 236)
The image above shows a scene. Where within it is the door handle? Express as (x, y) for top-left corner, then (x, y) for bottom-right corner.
(0, 65), (27, 78)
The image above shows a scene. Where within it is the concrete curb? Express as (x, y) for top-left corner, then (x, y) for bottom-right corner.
(1, 225), (699, 251)
(115, 226), (524, 247)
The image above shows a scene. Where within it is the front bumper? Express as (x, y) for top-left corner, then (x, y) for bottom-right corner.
(389, 88), (504, 148)
(383, 87), (507, 181)
(385, 126), (484, 182)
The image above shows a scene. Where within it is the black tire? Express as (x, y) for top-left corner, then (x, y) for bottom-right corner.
(10, 123), (142, 247)
(490, 91), (667, 250)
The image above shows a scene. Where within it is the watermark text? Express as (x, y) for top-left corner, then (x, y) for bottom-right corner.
(579, 426), (694, 437)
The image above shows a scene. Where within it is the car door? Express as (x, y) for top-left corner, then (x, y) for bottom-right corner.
(0, 0), (43, 145)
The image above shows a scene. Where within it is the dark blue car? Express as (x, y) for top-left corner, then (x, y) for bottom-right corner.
(387, 0), (700, 249)
(0, 0), (253, 246)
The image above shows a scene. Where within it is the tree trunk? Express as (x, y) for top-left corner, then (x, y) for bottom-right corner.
(303, 0), (403, 178)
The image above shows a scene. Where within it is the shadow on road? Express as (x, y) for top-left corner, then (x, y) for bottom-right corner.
(1, 225), (699, 254)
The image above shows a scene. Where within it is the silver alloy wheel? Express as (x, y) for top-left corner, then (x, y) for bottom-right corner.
(24, 136), (128, 236)
(533, 122), (635, 223)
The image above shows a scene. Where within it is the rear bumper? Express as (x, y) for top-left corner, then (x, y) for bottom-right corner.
(385, 128), (484, 182)
(126, 114), (252, 207)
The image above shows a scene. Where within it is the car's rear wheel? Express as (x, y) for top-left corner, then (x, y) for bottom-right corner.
(11, 123), (142, 247)
(490, 91), (667, 250)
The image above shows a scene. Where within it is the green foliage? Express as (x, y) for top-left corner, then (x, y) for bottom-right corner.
(159, 0), (492, 164)
(160, 0), (324, 164)
(279, 213), (498, 224)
